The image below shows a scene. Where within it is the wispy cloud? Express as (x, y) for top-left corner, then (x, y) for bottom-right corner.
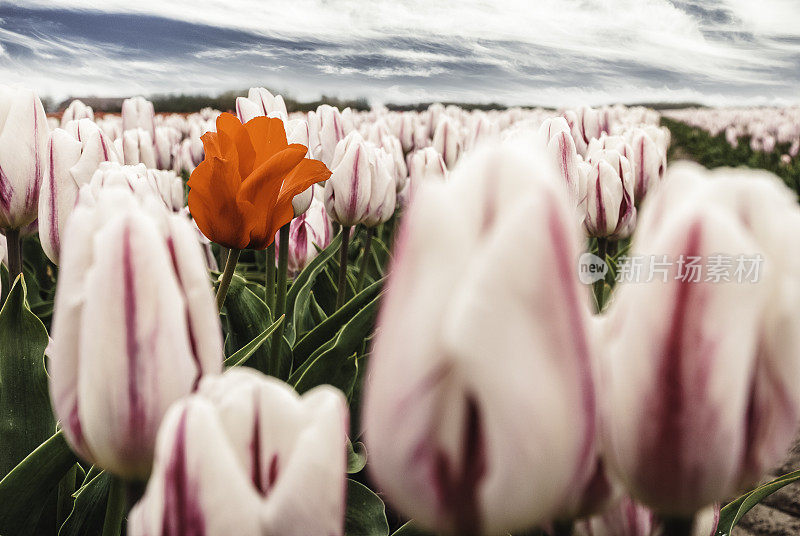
(1, 0), (799, 106)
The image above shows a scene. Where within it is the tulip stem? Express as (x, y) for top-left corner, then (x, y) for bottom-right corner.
(101, 476), (126, 536)
(265, 243), (276, 316)
(268, 225), (290, 375)
(660, 516), (695, 536)
(336, 226), (351, 309)
(355, 226), (374, 293)
(216, 248), (241, 311)
(5, 228), (22, 285)
(593, 238), (607, 313)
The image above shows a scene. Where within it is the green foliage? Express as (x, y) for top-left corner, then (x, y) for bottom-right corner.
(0, 276), (55, 479)
(663, 117), (800, 196)
(0, 431), (77, 535)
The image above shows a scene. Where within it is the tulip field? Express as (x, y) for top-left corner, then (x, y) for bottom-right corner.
(1, 86), (800, 536)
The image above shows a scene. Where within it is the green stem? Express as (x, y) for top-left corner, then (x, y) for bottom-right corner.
(101, 476), (126, 536)
(354, 226), (374, 293)
(268, 225), (290, 375)
(660, 516), (695, 536)
(215, 248), (241, 311)
(265, 242), (276, 316)
(5, 228), (22, 284)
(336, 226), (351, 309)
(593, 238), (607, 313)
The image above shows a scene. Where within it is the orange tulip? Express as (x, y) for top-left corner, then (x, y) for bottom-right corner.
(188, 112), (331, 250)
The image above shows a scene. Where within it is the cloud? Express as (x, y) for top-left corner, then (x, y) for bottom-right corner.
(1, 0), (799, 106)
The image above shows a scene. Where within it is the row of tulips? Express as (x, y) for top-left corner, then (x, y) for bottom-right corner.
(0, 83), (798, 536)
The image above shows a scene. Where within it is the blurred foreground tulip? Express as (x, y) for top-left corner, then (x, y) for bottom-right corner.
(187, 113), (331, 250)
(49, 187), (223, 478)
(365, 139), (598, 535)
(601, 163), (800, 516)
(39, 120), (120, 263)
(128, 368), (348, 536)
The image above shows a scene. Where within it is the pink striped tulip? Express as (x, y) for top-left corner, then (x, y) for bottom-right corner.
(39, 120), (120, 263)
(49, 186), (223, 478)
(364, 139), (598, 535)
(276, 198), (333, 275)
(601, 163), (800, 515)
(60, 99), (94, 126)
(629, 129), (666, 204)
(431, 116), (461, 169)
(0, 87), (50, 230)
(309, 105), (346, 168)
(324, 136), (376, 226)
(584, 150), (636, 239)
(128, 368), (348, 536)
(235, 87), (288, 123)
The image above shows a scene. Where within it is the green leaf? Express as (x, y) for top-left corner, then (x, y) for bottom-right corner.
(347, 440), (367, 474)
(291, 292), (381, 396)
(345, 479), (389, 536)
(0, 275), (55, 478)
(285, 233), (343, 344)
(716, 470), (800, 535)
(224, 274), (290, 378)
(0, 431), (78, 535)
(58, 471), (111, 536)
(293, 279), (383, 368)
(391, 522), (436, 536)
(224, 315), (284, 367)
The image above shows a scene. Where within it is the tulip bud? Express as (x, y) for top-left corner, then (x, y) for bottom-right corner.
(39, 122), (120, 263)
(128, 368), (348, 536)
(547, 130), (584, 203)
(116, 128), (157, 169)
(87, 162), (183, 213)
(61, 99), (94, 126)
(431, 116), (461, 169)
(538, 116), (572, 142)
(585, 134), (632, 162)
(309, 105), (346, 167)
(406, 147), (447, 201)
(236, 87), (289, 123)
(153, 126), (180, 170)
(121, 96), (156, 139)
(145, 169), (185, 212)
(574, 498), (719, 536)
(584, 150), (636, 239)
(0, 86), (50, 230)
(601, 163), (800, 515)
(49, 186), (223, 478)
(275, 198), (332, 275)
(362, 148), (397, 227)
(325, 137), (392, 227)
(367, 121), (408, 192)
(364, 138), (598, 535)
(629, 129), (665, 204)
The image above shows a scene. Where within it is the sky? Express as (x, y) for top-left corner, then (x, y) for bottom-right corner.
(1, 0), (800, 107)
